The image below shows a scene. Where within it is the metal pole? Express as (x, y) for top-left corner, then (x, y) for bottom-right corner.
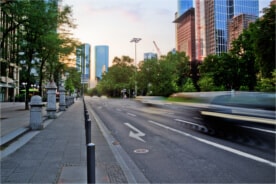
(86, 119), (91, 144)
(87, 143), (96, 184)
(130, 38), (141, 97)
(134, 42), (137, 96)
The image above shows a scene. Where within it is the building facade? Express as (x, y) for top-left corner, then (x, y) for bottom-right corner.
(0, 1), (21, 101)
(228, 14), (257, 50)
(95, 45), (109, 81)
(204, 0), (259, 55)
(195, 0), (206, 60)
(178, 0), (194, 16)
(76, 43), (91, 84)
(144, 52), (157, 61)
(174, 8), (196, 61)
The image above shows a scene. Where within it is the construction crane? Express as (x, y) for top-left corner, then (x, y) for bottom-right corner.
(153, 41), (162, 58)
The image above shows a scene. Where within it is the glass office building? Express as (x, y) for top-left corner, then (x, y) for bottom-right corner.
(76, 43), (90, 83)
(205, 0), (259, 55)
(178, 0), (194, 16)
(144, 52), (157, 61)
(95, 45), (109, 80)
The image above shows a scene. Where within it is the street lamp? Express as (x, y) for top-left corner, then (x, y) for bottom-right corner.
(22, 82), (27, 102)
(130, 37), (142, 97)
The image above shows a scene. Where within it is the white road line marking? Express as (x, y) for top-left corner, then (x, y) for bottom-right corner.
(127, 113), (136, 117)
(241, 125), (276, 134)
(148, 120), (276, 168)
(175, 119), (205, 128)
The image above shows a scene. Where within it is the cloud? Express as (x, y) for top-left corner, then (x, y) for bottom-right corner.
(78, 0), (143, 22)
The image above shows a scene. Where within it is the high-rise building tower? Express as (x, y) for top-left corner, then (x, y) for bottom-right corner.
(76, 43), (91, 84)
(144, 52), (157, 61)
(175, 0), (259, 60)
(178, 0), (194, 16)
(173, 8), (196, 61)
(228, 14), (257, 50)
(174, 0), (195, 61)
(205, 0), (259, 55)
(95, 45), (109, 81)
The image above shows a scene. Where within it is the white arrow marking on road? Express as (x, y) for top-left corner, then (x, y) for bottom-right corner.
(124, 123), (146, 143)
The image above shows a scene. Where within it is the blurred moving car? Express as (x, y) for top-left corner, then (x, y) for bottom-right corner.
(200, 92), (275, 133)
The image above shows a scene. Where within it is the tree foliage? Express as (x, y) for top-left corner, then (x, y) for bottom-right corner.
(253, 5), (276, 78)
(97, 56), (136, 97)
(64, 67), (81, 94)
(199, 5), (275, 92)
(93, 5), (276, 96)
(96, 51), (192, 97)
(1, 0), (79, 108)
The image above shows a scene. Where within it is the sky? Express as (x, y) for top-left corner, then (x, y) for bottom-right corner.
(62, 0), (272, 66)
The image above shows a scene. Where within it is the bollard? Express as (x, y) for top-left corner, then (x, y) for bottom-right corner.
(84, 110), (89, 130)
(87, 143), (96, 184)
(30, 95), (44, 130)
(85, 110), (89, 120)
(45, 81), (57, 119)
(59, 85), (66, 111)
(86, 119), (91, 144)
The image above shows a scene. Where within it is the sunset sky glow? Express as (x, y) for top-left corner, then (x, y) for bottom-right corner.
(63, 0), (271, 65)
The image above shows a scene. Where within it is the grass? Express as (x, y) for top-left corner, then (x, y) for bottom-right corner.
(166, 96), (207, 103)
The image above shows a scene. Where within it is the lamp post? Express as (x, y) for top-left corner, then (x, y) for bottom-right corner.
(130, 37), (141, 97)
(22, 82), (27, 102)
(31, 84), (34, 95)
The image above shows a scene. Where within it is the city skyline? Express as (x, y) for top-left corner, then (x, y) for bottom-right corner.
(63, 0), (271, 65)
(95, 45), (109, 81)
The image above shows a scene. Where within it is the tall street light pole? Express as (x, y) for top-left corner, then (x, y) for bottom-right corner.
(130, 37), (141, 97)
(22, 82), (27, 103)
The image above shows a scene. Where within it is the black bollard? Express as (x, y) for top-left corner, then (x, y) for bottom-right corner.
(85, 111), (89, 121)
(86, 119), (91, 144)
(87, 143), (96, 184)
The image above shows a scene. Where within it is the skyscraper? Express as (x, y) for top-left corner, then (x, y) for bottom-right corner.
(175, 0), (195, 61)
(228, 14), (257, 50)
(178, 0), (194, 16)
(76, 43), (91, 84)
(144, 52), (157, 61)
(95, 45), (109, 81)
(173, 8), (196, 61)
(205, 0), (259, 55)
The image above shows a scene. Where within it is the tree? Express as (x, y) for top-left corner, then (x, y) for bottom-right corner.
(3, 0), (77, 109)
(137, 51), (190, 96)
(190, 60), (201, 91)
(253, 5), (276, 78)
(137, 57), (160, 95)
(97, 56), (135, 97)
(230, 27), (258, 91)
(199, 53), (243, 90)
(64, 67), (81, 94)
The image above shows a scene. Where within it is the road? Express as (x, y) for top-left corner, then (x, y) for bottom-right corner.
(85, 97), (275, 183)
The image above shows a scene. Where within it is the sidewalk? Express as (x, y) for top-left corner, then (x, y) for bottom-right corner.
(0, 99), (128, 183)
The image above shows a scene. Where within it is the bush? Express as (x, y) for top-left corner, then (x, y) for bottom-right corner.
(15, 94), (25, 102)
(182, 78), (197, 92)
(255, 78), (275, 92)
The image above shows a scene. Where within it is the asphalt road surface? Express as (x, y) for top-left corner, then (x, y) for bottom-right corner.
(85, 97), (275, 183)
